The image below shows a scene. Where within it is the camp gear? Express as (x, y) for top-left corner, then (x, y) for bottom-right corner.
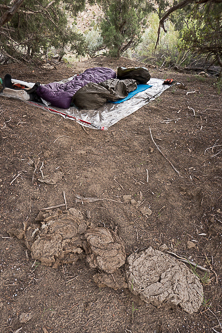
(72, 79), (137, 110)
(3, 74), (29, 90)
(163, 79), (174, 85)
(35, 67), (116, 109)
(0, 72), (170, 130)
(117, 67), (151, 84)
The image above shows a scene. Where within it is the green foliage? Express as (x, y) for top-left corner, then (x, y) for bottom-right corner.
(84, 29), (104, 57)
(0, 0), (89, 62)
(178, 3), (222, 67)
(188, 262), (210, 285)
(136, 12), (179, 66)
(98, 0), (153, 57)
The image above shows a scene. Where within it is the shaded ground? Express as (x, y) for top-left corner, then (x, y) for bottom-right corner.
(0, 56), (221, 333)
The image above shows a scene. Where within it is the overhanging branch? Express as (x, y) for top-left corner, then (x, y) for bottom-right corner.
(0, 0), (25, 28)
(155, 0), (222, 49)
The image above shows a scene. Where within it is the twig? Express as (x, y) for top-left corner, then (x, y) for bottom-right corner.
(188, 106), (196, 116)
(10, 171), (22, 185)
(32, 157), (40, 183)
(207, 308), (222, 330)
(63, 191), (67, 210)
(80, 125), (89, 135)
(114, 177), (124, 190)
(204, 140), (221, 155)
(149, 127), (181, 176)
(75, 194), (123, 204)
(212, 328), (221, 333)
(53, 135), (70, 143)
(186, 90), (197, 95)
(167, 251), (210, 272)
(0, 123), (6, 129)
(5, 117), (11, 123)
(39, 162), (44, 179)
(146, 169), (149, 183)
(160, 118), (181, 124)
(66, 276), (79, 284)
(13, 328), (22, 333)
(132, 177), (145, 185)
(42, 203), (66, 210)
(31, 260), (36, 268)
(211, 149), (222, 158)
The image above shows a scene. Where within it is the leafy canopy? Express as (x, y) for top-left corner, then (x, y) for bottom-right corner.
(179, 2), (222, 67)
(0, 0), (93, 62)
(97, 0), (153, 57)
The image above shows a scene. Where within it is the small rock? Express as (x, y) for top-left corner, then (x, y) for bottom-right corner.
(123, 195), (132, 203)
(209, 216), (215, 223)
(130, 199), (137, 205)
(19, 312), (33, 323)
(86, 210), (91, 219)
(42, 63), (55, 70)
(140, 206), (152, 216)
(187, 241), (196, 249)
(7, 228), (24, 240)
(149, 147), (154, 153)
(159, 244), (169, 251)
(176, 82), (187, 90)
(199, 71), (209, 77)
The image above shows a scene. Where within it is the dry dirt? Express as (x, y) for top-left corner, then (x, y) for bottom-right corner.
(0, 56), (221, 333)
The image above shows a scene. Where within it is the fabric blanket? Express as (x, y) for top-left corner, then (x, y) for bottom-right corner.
(36, 67), (116, 109)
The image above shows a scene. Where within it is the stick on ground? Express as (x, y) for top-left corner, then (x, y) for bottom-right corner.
(149, 127), (181, 176)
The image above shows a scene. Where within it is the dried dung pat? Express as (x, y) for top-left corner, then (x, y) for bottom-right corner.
(126, 247), (203, 314)
(13, 210), (88, 267)
(31, 214), (87, 267)
(85, 227), (126, 274)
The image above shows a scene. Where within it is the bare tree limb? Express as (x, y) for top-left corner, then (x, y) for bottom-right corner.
(155, 0), (222, 49)
(155, 0), (194, 49)
(0, 0), (25, 28)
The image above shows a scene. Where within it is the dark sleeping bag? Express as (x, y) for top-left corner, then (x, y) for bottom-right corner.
(35, 67), (116, 109)
(72, 78), (137, 110)
(117, 66), (151, 84)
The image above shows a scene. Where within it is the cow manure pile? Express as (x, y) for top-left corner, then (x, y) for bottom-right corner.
(8, 208), (203, 314)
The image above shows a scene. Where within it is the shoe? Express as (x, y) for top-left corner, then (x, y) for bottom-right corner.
(163, 79), (174, 85)
(3, 74), (13, 89)
(26, 82), (40, 94)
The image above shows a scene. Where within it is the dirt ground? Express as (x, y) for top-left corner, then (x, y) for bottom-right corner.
(0, 56), (221, 333)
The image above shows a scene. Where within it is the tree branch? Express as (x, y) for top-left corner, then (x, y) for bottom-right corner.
(0, 0), (25, 28)
(155, 0), (194, 49)
(155, 0), (222, 49)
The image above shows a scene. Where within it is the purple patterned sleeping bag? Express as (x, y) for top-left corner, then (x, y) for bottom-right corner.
(36, 67), (116, 109)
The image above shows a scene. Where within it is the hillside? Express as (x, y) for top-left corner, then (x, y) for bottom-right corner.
(0, 56), (221, 333)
